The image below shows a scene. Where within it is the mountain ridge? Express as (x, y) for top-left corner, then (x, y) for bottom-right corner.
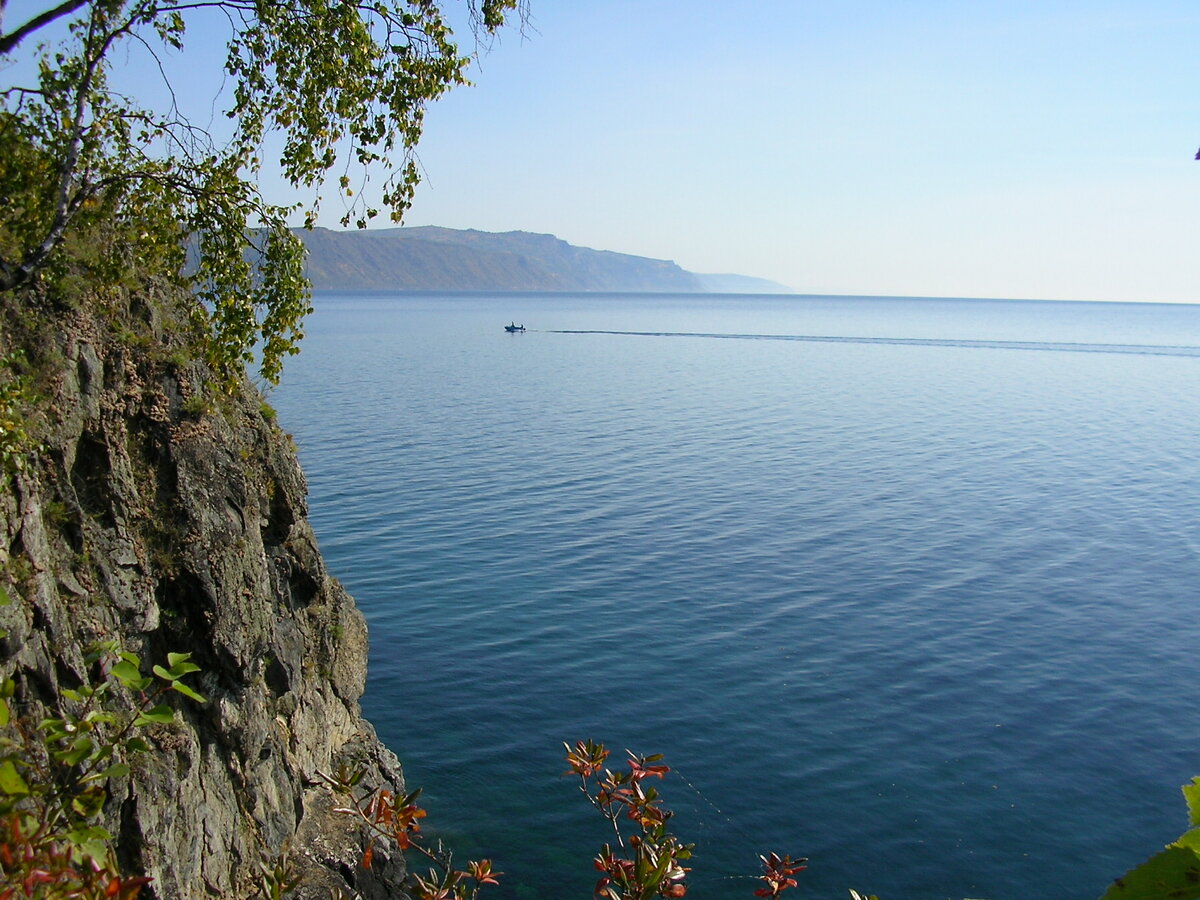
(297, 226), (792, 293)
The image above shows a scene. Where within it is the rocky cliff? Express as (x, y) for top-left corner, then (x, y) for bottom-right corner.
(0, 281), (407, 898)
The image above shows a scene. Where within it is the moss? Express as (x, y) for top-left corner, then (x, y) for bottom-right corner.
(42, 499), (72, 530)
(1, 554), (34, 589)
(181, 394), (210, 418)
(165, 347), (192, 370)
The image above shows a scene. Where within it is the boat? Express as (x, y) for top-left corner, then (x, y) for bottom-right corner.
(504, 322), (526, 333)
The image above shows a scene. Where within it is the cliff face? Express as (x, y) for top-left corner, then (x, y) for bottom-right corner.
(0, 284), (406, 898)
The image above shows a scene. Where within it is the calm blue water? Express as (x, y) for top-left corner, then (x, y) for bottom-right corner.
(272, 293), (1200, 900)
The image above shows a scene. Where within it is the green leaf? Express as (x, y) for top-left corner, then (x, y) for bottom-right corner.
(112, 657), (139, 681)
(1184, 777), (1200, 828)
(0, 697), (8, 727)
(134, 704), (175, 725)
(171, 681), (207, 703)
(651, 854), (671, 885)
(84, 640), (120, 664)
(155, 657), (201, 681)
(0, 759), (29, 795)
(38, 717), (68, 740)
(112, 659), (148, 688)
(1102, 844), (1200, 900)
(1175, 828), (1200, 854)
(65, 825), (113, 863)
(401, 787), (423, 807)
(56, 735), (95, 766)
(66, 825), (113, 843)
(0, 585), (9, 606)
(71, 784), (106, 817)
(126, 736), (150, 753)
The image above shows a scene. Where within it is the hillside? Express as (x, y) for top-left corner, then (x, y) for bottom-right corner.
(297, 226), (792, 293)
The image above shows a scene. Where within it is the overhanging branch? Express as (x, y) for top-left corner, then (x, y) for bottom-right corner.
(0, 0), (90, 56)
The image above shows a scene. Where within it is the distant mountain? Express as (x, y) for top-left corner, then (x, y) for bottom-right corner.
(693, 272), (793, 294)
(296, 226), (790, 293)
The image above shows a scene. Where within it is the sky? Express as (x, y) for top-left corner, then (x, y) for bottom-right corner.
(400, 1), (1200, 301)
(4, 0), (1200, 300)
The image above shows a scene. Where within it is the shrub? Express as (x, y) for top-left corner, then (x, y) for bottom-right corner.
(566, 740), (807, 900)
(0, 605), (206, 900)
(322, 764), (501, 900)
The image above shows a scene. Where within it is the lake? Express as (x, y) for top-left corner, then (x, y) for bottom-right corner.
(271, 292), (1200, 900)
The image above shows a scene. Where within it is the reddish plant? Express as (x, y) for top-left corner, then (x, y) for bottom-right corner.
(0, 812), (151, 899)
(567, 741), (805, 900)
(0, 640), (205, 900)
(754, 852), (808, 899)
(566, 741), (692, 900)
(324, 767), (500, 900)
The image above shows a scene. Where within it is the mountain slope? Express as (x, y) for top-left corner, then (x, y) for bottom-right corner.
(298, 227), (791, 293)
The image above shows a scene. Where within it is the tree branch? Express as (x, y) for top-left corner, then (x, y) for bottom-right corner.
(0, 0), (90, 56)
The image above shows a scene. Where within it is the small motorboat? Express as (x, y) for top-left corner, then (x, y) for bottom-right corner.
(504, 322), (526, 333)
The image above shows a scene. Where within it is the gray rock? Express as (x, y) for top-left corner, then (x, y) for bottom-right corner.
(0, 293), (410, 898)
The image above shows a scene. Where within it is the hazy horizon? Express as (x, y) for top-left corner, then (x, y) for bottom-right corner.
(308, 223), (1200, 304)
(397, 3), (1200, 304)
(7, 0), (1198, 302)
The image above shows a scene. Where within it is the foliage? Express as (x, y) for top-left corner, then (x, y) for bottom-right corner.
(322, 762), (501, 900)
(254, 856), (302, 900)
(565, 740), (693, 900)
(754, 853), (809, 900)
(0, 0), (519, 387)
(0, 634), (206, 899)
(0, 351), (42, 477)
(565, 740), (806, 900)
(1099, 776), (1200, 900)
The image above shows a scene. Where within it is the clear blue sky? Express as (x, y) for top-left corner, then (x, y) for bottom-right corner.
(5, 0), (1199, 300)
(398, 1), (1200, 301)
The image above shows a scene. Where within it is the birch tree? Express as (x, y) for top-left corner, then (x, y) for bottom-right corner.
(0, 0), (517, 383)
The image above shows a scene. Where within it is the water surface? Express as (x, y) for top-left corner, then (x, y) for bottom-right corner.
(273, 293), (1200, 900)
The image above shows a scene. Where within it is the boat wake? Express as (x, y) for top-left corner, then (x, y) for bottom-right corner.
(545, 330), (1200, 358)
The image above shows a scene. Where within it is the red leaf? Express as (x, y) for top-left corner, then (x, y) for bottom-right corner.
(117, 876), (153, 900)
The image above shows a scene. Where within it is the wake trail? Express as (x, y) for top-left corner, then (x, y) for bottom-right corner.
(542, 330), (1200, 358)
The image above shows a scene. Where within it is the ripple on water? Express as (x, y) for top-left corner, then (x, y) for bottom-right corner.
(275, 294), (1200, 900)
